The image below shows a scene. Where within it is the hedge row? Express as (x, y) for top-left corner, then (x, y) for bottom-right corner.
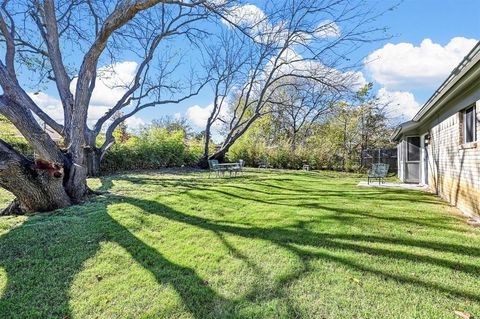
(101, 128), (203, 172)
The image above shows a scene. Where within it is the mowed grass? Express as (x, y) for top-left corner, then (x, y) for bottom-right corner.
(0, 169), (479, 319)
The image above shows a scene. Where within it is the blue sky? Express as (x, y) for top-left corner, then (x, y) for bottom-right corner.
(367, 0), (480, 97)
(23, 0), (480, 132)
(137, 0), (480, 129)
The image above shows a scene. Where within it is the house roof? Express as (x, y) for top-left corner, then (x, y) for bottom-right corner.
(392, 41), (480, 141)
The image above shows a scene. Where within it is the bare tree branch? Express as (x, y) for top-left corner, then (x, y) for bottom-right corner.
(39, 0), (75, 126)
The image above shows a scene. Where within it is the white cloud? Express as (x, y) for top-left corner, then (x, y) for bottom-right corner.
(29, 92), (64, 123)
(222, 5), (340, 45)
(223, 4), (267, 30)
(265, 47), (366, 92)
(206, 0), (228, 6)
(346, 71), (367, 92)
(30, 92), (112, 127)
(186, 104), (214, 128)
(29, 61), (145, 131)
(86, 105), (145, 130)
(185, 103), (228, 143)
(315, 20), (341, 38)
(365, 37), (478, 90)
(125, 116), (146, 130)
(185, 102), (230, 129)
(85, 105), (110, 124)
(223, 4), (283, 45)
(377, 88), (421, 122)
(71, 61), (138, 107)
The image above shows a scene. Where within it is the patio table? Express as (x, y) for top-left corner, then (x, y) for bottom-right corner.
(216, 163), (242, 176)
(216, 163), (240, 168)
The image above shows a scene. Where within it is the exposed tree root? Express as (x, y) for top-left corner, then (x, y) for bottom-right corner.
(0, 199), (25, 216)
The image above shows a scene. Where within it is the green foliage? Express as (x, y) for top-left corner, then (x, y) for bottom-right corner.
(229, 114), (352, 170)
(112, 122), (130, 144)
(0, 115), (33, 158)
(101, 126), (203, 172)
(230, 135), (345, 170)
(228, 84), (395, 171)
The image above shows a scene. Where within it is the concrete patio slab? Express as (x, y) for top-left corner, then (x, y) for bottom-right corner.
(357, 181), (429, 191)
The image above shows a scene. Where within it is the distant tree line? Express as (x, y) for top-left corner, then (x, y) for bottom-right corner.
(227, 83), (396, 171)
(106, 83), (396, 172)
(0, 0), (391, 214)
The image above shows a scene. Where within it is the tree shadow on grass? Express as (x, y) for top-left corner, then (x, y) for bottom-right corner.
(100, 173), (449, 208)
(124, 196), (480, 302)
(0, 196), (237, 319)
(0, 211), (104, 318)
(179, 185), (464, 233)
(0, 178), (479, 317)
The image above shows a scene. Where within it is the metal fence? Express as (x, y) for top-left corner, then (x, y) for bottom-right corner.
(361, 148), (397, 172)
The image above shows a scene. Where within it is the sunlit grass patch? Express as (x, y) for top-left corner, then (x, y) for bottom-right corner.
(0, 169), (478, 318)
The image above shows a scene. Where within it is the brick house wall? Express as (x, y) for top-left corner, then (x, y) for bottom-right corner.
(394, 42), (480, 218)
(428, 101), (480, 216)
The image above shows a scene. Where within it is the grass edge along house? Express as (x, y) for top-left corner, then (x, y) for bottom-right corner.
(393, 41), (480, 217)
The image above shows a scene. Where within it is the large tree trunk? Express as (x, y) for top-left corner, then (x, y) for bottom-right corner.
(84, 146), (101, 177)
(198, 124), (213, 169)
(208, 114), (261, 164)
(0, 0), (177, 215)
(209, 148), (227, 163)
(0, 96), (90, 215)
(0, 98), (89, 215)
(0, 141), (72, 215)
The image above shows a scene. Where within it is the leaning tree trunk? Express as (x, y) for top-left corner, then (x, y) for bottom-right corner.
(197, 156), (209, 169)
(208, 114), (261, 164)
(0, 141), (71, 215)
(0, 99), (90, 215)
(209, 148), (226, 163)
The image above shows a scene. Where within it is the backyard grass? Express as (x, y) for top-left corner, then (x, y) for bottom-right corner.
(0, 169), (479, 318)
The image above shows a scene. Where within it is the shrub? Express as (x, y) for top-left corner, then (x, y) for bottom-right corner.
(101, 127), (203, 173)
(228, 133), (357, 171)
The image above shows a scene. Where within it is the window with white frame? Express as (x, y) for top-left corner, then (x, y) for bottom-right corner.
(462, 105), (476, 144)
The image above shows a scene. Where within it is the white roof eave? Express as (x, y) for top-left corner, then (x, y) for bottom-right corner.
(413, 41), (480, 122)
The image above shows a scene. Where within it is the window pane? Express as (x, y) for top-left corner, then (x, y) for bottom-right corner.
(407, 136), (420, 161)
(465, 106), (475, 143)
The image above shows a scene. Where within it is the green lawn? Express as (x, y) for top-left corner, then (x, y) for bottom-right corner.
(0, 169), (479, 319)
